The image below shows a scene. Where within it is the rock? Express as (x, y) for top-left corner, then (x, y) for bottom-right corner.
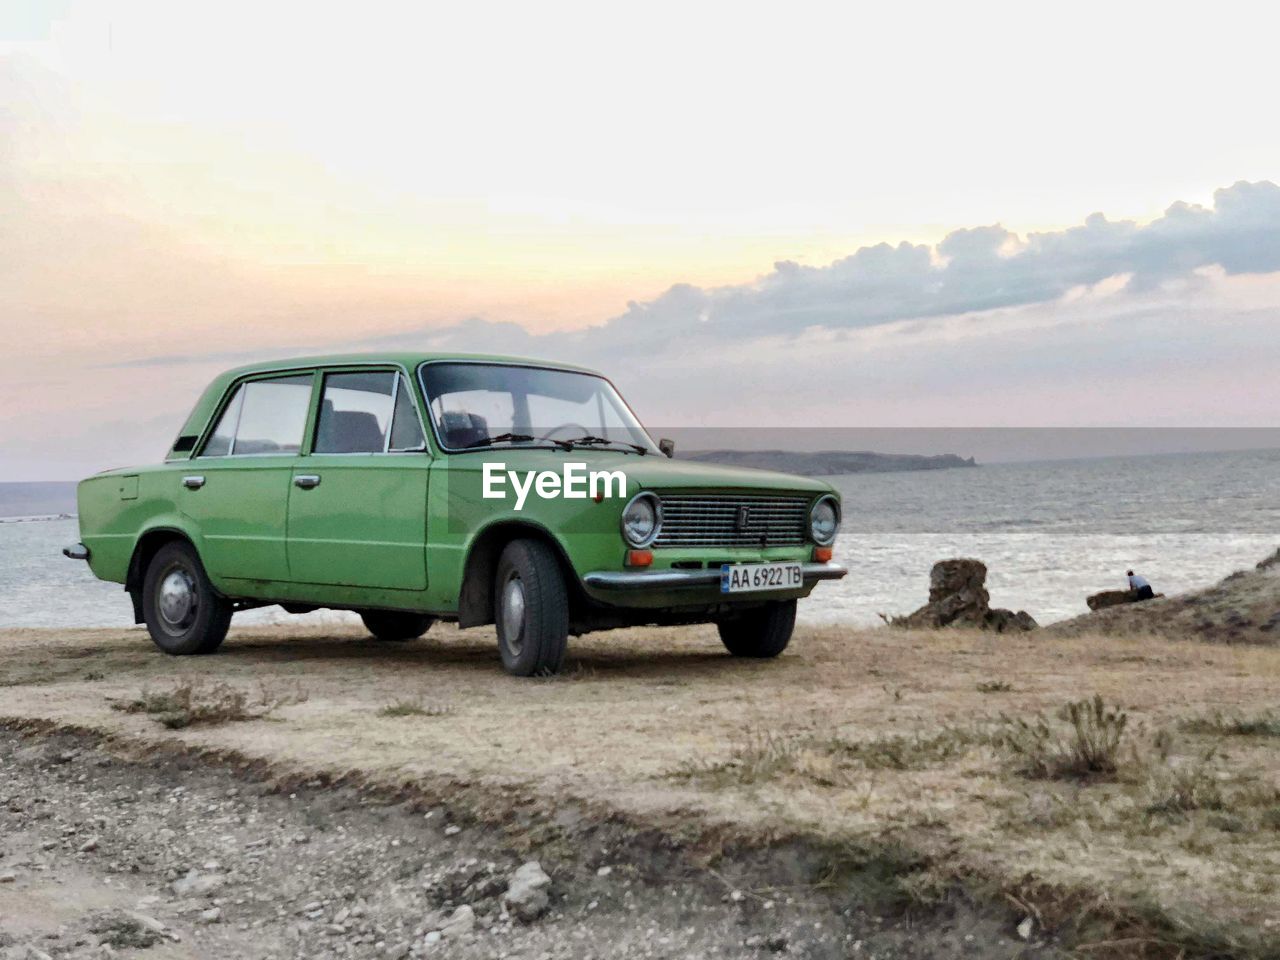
(198, 907), (222, 925)
(985, 608), (1039, 633)
(891, 559), (1036, 632)
(1257, 547), (1280, 571)
(171, 870), (225, 898)
(1087, 589), (1138, 611)
(928, 558), (988, 604)
(1087, 587), (1164, 610)
(443, 824), (461, 837)
(437, 905), (474, 937)
(424, 931), (442, 944)
(595, 865), (612, 877)
(79, 837), (100, 853)
(0, 871), (15, 883)
(501, 861), (551, 922)
(1017, 916), (1034, 940)
(124, 912), (166, 936)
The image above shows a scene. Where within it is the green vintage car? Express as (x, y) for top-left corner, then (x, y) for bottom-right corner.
(66, 354), (846, 675)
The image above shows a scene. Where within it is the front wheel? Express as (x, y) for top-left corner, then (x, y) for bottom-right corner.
(360, 610), (434, 642)
(494, 539), (569, 676)
(142, 540), (233, 655)
(717, 600), (797, 658)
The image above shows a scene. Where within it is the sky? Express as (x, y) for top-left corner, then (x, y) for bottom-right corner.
(1, 0), (1279, 480)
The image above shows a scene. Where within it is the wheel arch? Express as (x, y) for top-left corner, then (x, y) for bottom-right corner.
(457, 519), (581, 628)
(125, 524), (204, 624)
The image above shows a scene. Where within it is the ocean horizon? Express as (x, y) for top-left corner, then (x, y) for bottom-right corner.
(3, 446), (1276, 630)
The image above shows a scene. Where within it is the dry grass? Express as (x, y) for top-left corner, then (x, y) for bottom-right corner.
(1181, 710), (1280, 738)
(3, 620), (1280, 955)
(674, 725), (993, 789)
(976, 679), (1013, 693)
(999, 695), (1132, 780)
(377, 698), (452, 718)
(112, 679), (307, 729)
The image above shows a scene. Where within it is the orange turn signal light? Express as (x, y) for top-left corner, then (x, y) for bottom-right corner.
(626, 549), (653, 567)
(813, 546), (833, 562)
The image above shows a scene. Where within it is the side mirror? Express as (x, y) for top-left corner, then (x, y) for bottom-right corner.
(658, 438), (676, 458)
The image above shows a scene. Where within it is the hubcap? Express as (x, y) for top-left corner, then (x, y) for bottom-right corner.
(500, 574), (526, 656)
(158, 568), (197, 629)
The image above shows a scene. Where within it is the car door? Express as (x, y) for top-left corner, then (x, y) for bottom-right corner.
(285, 369), (430, 590)
(180, 373), (313, 584)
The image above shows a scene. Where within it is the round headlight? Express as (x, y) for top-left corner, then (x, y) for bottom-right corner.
(809, 495), (840, 545)
(621, 493), (661, 548)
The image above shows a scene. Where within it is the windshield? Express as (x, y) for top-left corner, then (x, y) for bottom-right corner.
(419, 362), (658, 453)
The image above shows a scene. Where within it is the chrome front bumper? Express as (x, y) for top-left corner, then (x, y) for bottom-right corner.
(583, 562), (847, 592)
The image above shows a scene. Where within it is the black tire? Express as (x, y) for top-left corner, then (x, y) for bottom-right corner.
(717, 600), (797, 658)
(494, 538), (569, 676)
(142, 540), (232, 655)
(360, 610), (434, 642)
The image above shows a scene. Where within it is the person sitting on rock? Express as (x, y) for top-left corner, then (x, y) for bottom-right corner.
(1126, 570), (1156, 601)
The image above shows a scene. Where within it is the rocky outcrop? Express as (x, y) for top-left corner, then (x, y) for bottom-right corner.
(1087, 589), (1140, 611)
(1088, 587), (1167, 610)
(1050, 548), (1280, 644)
(890, 559), (1037, 632)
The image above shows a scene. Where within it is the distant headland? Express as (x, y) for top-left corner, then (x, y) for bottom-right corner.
(681, 449), (978, 476)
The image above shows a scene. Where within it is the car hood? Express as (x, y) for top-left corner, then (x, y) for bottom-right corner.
(625, 455), (833, 493)
(465, 448), (833, 494)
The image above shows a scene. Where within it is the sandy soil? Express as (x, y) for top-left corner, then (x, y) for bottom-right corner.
(2, 619), (1279, 957)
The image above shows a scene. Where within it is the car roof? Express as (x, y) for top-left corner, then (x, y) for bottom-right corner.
(169, 352), (609, 458)
(217, 352), (604, 380)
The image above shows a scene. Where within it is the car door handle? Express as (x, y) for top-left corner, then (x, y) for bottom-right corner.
(294, 474), (322, 489)
(182, 475), (205, 489)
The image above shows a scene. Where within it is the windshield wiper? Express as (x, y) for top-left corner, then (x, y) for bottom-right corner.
(560, 435), (648, 454)
(464, 433), (571, 451)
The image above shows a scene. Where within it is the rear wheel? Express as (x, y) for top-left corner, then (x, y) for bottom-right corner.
(360, 610), (434, 642)
(142, 540), (232, 655)
(494, 539), (569, 676)
(717, 600), (797, 658)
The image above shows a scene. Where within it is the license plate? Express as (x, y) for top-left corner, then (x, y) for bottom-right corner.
(720, 562), (803, 594)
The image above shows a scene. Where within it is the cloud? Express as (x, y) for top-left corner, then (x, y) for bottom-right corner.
(342, 180), (1280, 367)
(5, 172), (1280, 480)
(603, 180), (1280, 341)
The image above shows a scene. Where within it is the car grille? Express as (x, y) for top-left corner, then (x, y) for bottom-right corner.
(653, 494), (811, 548)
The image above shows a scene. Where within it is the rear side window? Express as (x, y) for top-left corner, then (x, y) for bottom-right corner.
(314, 372), (425, 454)
(200, 375), (313, 457)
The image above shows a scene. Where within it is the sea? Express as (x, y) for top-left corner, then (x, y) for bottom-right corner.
(2, 448), (1276, 630)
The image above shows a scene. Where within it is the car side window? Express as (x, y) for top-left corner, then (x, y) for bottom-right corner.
(388, 376), (426, 451)
(314, 372), (393, 453)
(200, 375), (312, 457)
(314, 371), (427, 454)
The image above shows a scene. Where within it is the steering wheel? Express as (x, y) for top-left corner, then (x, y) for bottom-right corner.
(539, 423), (590, 442)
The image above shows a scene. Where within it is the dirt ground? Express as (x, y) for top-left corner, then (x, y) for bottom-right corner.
(2, 619), (1279, 958)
